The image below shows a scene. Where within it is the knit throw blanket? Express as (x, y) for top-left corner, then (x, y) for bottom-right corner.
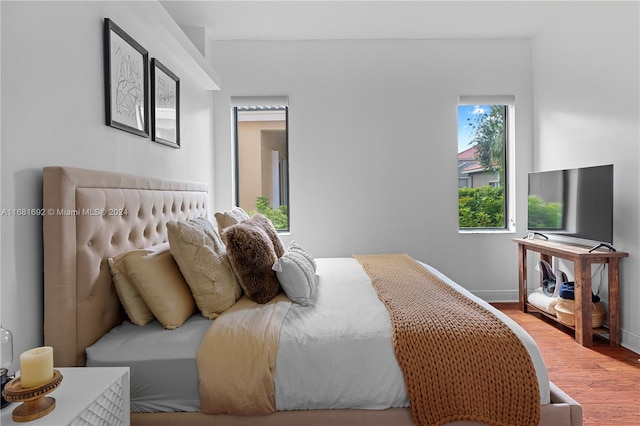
(354, 254), (540, 426)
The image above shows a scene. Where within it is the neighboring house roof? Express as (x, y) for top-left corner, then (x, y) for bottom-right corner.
(458, 146), (499, 175)
(459, 146), (481, 176)
(458, 146), (478, 161)
(462, 162), (484, 174)
(463, 163), (496, 175)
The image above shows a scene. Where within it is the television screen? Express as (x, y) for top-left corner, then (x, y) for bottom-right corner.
(527, 164), (613, 244)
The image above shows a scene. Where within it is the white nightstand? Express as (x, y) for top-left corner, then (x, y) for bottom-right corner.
(1, 367), (130, 426)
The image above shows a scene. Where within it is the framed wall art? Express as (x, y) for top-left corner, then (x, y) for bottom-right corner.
(151, 58), (180, 148)
(103, 18), (149, 137)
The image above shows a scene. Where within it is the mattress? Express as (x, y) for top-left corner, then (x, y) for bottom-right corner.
(86, 314), (211, 412)
(86, 258), (550, 413)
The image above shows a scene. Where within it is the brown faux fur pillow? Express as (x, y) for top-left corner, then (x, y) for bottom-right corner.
(244, 214), (285, 258)
(223, 221), (281, 304)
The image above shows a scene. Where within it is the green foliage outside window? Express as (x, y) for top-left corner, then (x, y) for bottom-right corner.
(527, 195), (562, 229)
(458, 186), (505, 228)
(459, 104), (507, 228)
(250, 196), (289, 230)
(468, 105), (506, 186)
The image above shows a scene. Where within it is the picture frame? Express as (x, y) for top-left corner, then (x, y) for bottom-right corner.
(151, 59), (180, 148)
(103, 18), (149, 137)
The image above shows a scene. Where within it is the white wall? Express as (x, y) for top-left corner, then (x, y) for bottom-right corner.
(211, 39), (533, 301)
(532, 2), (640, 351)
(0, 1), (216, 372)
(5, 1), (635, 372)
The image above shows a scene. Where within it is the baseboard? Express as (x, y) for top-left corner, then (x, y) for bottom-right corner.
(621, 329), (640, 355)
(470, 289), (519, 303)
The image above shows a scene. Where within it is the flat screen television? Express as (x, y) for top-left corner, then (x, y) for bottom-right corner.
(527, 164), (614, 246)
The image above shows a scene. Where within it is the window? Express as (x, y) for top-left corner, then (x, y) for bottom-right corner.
(232, 96), (289, 231)
(457, 96), (515, 231)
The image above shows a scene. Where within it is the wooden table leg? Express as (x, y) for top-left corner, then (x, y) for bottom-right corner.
(608, 259), (621, 346)
(575, 258), (593, 347)
(518, 244), (528, 312)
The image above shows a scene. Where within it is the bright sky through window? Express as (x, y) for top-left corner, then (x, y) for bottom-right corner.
(457, 104), (488, 153)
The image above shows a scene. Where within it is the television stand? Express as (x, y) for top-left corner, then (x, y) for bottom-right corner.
(514, 238), (628, 347)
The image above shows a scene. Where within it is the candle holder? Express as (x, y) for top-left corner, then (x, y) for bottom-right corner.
(2, 370), (63, 422)
(1, 368), (13, 408)
(1, 324), (14, 409)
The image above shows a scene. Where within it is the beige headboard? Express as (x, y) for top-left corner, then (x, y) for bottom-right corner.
(43, 166), (209, 367)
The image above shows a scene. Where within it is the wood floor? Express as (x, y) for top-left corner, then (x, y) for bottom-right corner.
(494, 303), (640, 426)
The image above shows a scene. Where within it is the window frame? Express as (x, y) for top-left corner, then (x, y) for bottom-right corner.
(231, 96), (290, 232)
(457, 96), (516, 234)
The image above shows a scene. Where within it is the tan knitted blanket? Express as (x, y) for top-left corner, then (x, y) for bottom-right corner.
(197, 294), (292, 415)
(354, 254), (540, 426)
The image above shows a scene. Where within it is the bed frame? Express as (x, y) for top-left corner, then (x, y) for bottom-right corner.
(42, 166), (582, 426)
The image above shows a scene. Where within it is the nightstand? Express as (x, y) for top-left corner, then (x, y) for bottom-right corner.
(1, 367), (130, 426)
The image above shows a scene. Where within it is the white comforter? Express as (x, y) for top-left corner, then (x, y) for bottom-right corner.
(275, 258), (550, 410)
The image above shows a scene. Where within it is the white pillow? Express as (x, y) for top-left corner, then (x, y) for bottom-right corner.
(272, 241), (317, 306)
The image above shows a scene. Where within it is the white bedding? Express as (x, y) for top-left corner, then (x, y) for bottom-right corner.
(275, 257), (408, 410)
(276, 258), (550, 409)
(86, 257), (550, 413)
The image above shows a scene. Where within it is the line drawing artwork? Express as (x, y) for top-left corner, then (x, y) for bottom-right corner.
(157, 76), (175, 107)
(104, 19), (148, 136)
(150, 58), (179, 147)
(112, 38), (144, 129)
(155, 71), (176, 142)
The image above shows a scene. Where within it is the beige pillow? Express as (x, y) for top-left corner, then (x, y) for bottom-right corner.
(214, 207), (250, 240)
(167, 217), (242, 319)
(223, 222), (281, 304)
(113, 242), (195, 329)
(108, 257), (155, 326)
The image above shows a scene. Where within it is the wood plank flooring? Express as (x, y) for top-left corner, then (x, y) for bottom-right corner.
(494, 303), (640, 426)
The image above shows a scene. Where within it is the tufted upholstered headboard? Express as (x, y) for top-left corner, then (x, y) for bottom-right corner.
(43, 166), (209, 367)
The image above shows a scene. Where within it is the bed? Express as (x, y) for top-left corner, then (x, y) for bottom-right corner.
(42, 166), (583, 426)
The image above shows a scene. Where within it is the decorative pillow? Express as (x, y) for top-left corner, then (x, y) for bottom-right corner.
(108, 257), (155, 326)
(243, 214), (285, 258)
(273, 241), (317, 306)
(167, 217), (242, 319)
(214, 207), (250, 240)
(223, 222), (281, 304)
(113, 242), (195, 329)
(288, 241), (317, 272)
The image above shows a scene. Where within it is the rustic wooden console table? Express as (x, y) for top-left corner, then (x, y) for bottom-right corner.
(514, 238), (628, 347)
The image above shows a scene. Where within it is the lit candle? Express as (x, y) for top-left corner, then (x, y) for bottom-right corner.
(19, 346), (54, 388)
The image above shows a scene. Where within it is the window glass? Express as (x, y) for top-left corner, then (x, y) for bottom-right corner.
(234, 105), (289, 231)
(458, 103), (509, 229)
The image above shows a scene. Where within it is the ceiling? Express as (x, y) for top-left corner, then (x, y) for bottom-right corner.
(160, 0), (581, 41)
